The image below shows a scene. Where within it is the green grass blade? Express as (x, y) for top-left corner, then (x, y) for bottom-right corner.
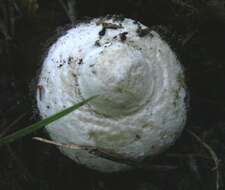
(0, 96), (96, 146)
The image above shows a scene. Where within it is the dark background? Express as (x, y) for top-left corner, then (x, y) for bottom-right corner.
(0, 0), (225, 190)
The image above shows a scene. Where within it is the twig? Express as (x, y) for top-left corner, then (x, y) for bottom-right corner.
(67, 0), (76, 23)
(33, 137), (178, 171)
(187, 154), (202, 184)
(58, 0), (68, 16)
(33, 137), (93, 150)
(0, 113), (27, 137)
(171, 0), (198, 15)
(58, 0), (77, 24)
(181, 29), (198, 46)
(186, 129), (222, 190)
(33, 136), (139, 166)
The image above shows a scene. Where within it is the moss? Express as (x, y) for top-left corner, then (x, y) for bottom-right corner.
(114, 85), (135, 97)
(114, 86), (124, 93)
(141, 122), (154, 129)
(173, 72), (185, 107)
(172, 88), (180, 107)
(89, 130), (136, 148)
(90, 109), (113, 118)
(176, 72), (186, 89)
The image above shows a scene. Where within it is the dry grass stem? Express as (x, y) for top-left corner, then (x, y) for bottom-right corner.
(33, 136), (178, 171)
(186, 129), (222, 190)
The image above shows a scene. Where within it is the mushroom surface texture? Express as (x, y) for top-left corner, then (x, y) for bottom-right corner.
(36, 16), (187, 172)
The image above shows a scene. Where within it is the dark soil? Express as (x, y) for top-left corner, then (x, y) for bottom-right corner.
(1, 0), (225, 190)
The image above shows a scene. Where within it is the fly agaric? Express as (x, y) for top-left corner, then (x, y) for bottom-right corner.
(36, 16), (187, 172)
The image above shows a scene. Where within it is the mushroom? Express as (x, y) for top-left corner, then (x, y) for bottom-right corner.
(36, 16), (187, 172)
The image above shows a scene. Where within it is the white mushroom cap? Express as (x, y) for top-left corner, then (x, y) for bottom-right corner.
(37, 16), (187, 172)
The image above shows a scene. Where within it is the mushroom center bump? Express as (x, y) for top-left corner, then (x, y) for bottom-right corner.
(79, 43), (153, 117)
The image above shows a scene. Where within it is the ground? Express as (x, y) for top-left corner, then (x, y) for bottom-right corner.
(0, 0), (225, 190)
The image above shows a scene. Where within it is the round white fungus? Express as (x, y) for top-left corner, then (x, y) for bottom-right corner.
(36, 16), (187, 172)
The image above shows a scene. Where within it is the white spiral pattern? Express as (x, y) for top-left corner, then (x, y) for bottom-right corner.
(37, 17), (187, 172)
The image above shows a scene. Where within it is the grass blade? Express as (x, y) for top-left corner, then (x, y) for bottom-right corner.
(0, 96), (96, 146)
